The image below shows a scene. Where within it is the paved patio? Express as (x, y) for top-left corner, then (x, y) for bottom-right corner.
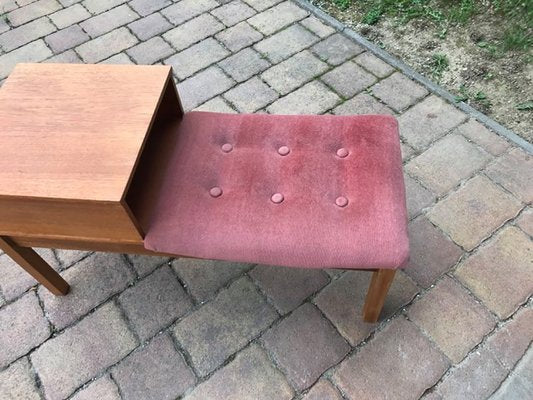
(0, 0), (532, 399)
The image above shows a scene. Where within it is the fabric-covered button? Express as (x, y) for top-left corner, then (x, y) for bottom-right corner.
(221, 143), (233, 153)
(335, 196), (348, 207)
(336, 148), (349, 158)
(210, 187), (223, 197)
(271, 193), (284, 204)
(278, 146), (290, 156)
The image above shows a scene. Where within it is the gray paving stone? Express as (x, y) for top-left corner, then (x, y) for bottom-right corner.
(455, 119), (510, 156)
(406, 134), (491, 196)
(59, 0), (84, 6)
(45, 24), (89, 53)
(254, 24), (318, 63)
(354, 51), (395, 78)
(405, 216), (463, 288)
(516, 207), (533, 236)
(166, 37), (229, 80)
(404, 174), (436, 219)
(312, 33), (364, 65)
(194, 96), (236, 113)
(32, 302), (137, 400)
(80, 4), (138, 38)
(262, 303), (350, 391)
(215, 21), (263, 52)
(408, 276), (495, 363)
(399, 95), (467, 150)
(163, 13), (224, 52)
(0, 292), (50, 368)
(242, 0), (283, 11)
(71, 375), (121, 400)
(101, 52), (134, 64)
(82, 0), (125, 14)
(0, 0), (18, 13)
(0, 17), (55, 52)
(490, 347), (533, 400)
(127, 36), (173, 64)
(0, 40), (53, 79)
(333, 317), (449, 399)
(249, 264), (329, 314)
(332, 92), (394, 115)
(0, 17), (9, 35)
(173, 257), (252, 304)
(0, 249), (59, 301)
(485, 148), (533, 203)
(428, 175), (522, 251)
(247, 1), (307, 35)
(45, 49), (82, 63)
(224, 77), (278, 112)
(0, 358), (40, 400)
(161, 0), (218, 25)
(173, 277), (277, 376)
(314, 270), (418, 345)
(76, 27), (138, 63)
(177, 66), (234, 110)
(267, 80), (339, 114)
(55, 249), (91, 269)
(211, 0), (256, 26)
(112, 334), (195, 400)
(49, 3), (90, 28)
(261, 50), (328, 95)
(185, 344), (293, 400)
(218, 47), (270, 83)
(300, 15), (336, 38)
(118, 266), (192, 341)
(302, 379), (343, 400)
(7, 0), (61, 26)
(321, 61), (377, 98)
(125, 254), (170, 278)
(454, 226), (533, 319)
(127, 12), (171, 41)
(371, 72), (428, 111)
(129, 0), (171, 17)
(38, 252), (134, 330)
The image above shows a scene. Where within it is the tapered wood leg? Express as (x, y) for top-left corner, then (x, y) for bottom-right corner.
(0, 237), (69, 296)
(362, 269), (396, 323)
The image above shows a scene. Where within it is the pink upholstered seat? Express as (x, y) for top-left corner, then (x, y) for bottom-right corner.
(143, 112), (409, 269)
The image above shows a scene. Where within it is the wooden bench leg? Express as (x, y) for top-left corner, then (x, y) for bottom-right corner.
(0, 237), (69, 296)
(362, 269), (396, 323)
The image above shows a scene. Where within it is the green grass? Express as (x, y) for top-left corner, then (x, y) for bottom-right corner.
(430, 53), (449, 80)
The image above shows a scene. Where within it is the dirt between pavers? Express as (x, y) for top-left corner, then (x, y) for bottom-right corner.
(310, 1), (532, 143)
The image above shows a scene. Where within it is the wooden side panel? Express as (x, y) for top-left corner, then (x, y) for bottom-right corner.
(0, 197), (143, 242)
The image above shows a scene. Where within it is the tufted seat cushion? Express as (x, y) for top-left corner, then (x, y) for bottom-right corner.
(143, 112), (409, 269)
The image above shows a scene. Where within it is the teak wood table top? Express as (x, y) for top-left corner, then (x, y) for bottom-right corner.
(0, 63), (171, 202)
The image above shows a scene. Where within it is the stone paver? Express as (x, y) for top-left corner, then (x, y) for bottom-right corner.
(38, 252), (134, 330)
(406, 134), (491, 195)
(371, 72), (428, 112)
(0, 292), (50, 368)
(485, 148), (533, 203)
(172, 258), (253, 302)
(71, 376), (121, 400)
(314, 270), (418, 345)
(224, 77), (278, 112)
(31, 302), (137, 400)
(249, 265), (329, 314)
(333, 317), (449, 400)
(173, 277), (277, 376)
(261, 50), (328, 95)
(321, 61), (377, 98)
(399, 95), (467, 150)
(112, 334), (195, 400)
(184, 344), (293, 400)
(408, 276), (495, 363)
(405, 216), (463, 288)
(1, 0), (532, 398)
(261, 303), (350, 391)
(0, 358), (40, 400)
(118, 266), (192, 341)
(428, 175), (522, 250)
(454, 226), (533, 318)
(490, 347), (533, 400)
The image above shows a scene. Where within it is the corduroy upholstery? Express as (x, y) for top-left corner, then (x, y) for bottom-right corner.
(144, 112), (409, 269)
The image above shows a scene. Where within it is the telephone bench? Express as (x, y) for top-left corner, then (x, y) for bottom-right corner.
(0, 63), (409, 323)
